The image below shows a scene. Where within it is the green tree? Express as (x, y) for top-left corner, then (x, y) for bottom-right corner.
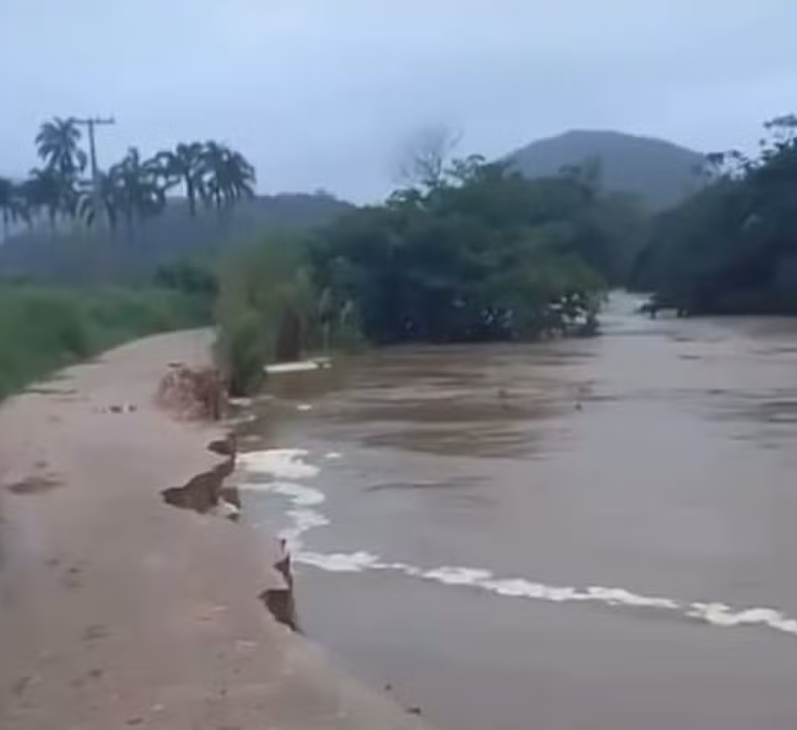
(312, 157), (612, 344)
(76, 172), (119, 231)
(635, 114), (797, 314)
(215, 232), (320, 392)
(23, 168), (69, 233)
(0, 177), (21, 239)
(108, 147), (166, 231)
(200, 142), (255, 216)
(153, 142), (205, 217)
(35, 117), (87, 178)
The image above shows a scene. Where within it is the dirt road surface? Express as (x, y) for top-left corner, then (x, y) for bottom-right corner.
(0, 330), (430, 730)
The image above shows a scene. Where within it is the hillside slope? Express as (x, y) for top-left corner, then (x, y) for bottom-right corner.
(0, 193), (353, 284)
(507, 130), (704, 209)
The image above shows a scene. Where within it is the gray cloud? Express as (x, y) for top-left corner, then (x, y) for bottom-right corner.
(2, 0), (796, 201)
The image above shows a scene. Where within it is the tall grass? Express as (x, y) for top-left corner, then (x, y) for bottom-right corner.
(214, 233), (315, 396)
(0, 285), (207, 399)
(213, 232), (368, 395)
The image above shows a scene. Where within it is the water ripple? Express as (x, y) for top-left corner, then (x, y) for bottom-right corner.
(238, 448), (797, 639)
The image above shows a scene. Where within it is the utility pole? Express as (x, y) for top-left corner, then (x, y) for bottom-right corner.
(73, 116), (115, 228)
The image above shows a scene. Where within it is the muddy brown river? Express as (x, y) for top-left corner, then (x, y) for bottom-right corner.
(238, 293), (797, 730)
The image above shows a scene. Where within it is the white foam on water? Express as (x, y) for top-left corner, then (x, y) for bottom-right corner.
(422, 567), (494, 585)
(297, 550), (380, 572)
(264, 481), (325, 506)
(238, 448), (320, 480)
(325, 452), (343, 460)
(240, 449), (797, 639)
(209, 499), (241, 520)
(280, 509), (330, 545)
(584, 586), (678, 609)
(295, 550), (797, 638)
(297, 403), (313, 412)
(265, 360), (327, 375)
(687, 603), (797, 635)
(287, 508), (330, 531)
(238, 449), (327, 548)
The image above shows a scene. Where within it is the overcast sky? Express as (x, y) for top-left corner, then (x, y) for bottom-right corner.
(1, 1), (795, 201)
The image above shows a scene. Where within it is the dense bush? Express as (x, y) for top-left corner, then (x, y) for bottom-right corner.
(210, 156), (650, 392)
(214, 307), (268, 397)
(213, 232), (321, 394)
(310, 158), (624, 344)
(634, 115), (797, 315)
(0, 285), (206, 399)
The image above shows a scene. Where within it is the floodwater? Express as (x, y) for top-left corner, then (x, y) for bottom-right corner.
(238, 293), (797, 730)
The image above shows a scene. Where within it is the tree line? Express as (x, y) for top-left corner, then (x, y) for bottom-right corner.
(308, 151), (648, 345)
(0, 117), (255, 238)
(634, 115), (797, 315)
(215, 141), (649, 386)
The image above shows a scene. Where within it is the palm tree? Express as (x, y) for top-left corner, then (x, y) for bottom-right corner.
(200, 141), (255, 216)
(76, 173), (119, 231)
(108, 147), (166, 231)
(24, 168), (69, 233)
(35, 117), (87, 178)
(153, 142), (204, 216)
(0, 176), (18, 239)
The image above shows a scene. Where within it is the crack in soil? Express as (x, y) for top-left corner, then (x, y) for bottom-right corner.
(160, 433), (299, 631)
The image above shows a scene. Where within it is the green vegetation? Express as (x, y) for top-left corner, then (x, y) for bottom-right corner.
(0, 114), (233, 398)
(215, 308), (269, 397)
(19, 112), (793, 400)
(309, 155), (643, 344)
(214, 233), (322, 394)
(213, 151), (647, 394)
(0, 115), (349, 400)
(0, 194), (353, 285)
(634, 115), (797, 315)
(1, 116), (255, 235)
(0, 119), (350, 285)
(507, 129), (703, 210)
(0, 284), (206, 398)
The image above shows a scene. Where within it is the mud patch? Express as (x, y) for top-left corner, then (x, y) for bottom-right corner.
(5, 474), (62, 495)
(260, 540), (300, 631)
(208, 435), (237, 457)
(157, 364), (226, 420)
(161, 436), (240, 519)
(260, 587), (299, 631)
(163, 438), (301, 632)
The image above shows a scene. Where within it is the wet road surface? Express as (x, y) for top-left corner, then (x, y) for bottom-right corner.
(239, 295), (797, 730)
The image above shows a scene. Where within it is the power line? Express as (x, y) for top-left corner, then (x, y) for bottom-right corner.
(73, 116), (116, 181)
(73, 116), (116, 228)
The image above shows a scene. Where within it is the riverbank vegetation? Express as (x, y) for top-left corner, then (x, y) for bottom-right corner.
(634, 115), (797, 314)
(0, 283), (207, 398)
(309, 154), (646, 344)
(18, 109), (797, 400)
(215, 235), (316, 395)
(213, 150), (648, 390)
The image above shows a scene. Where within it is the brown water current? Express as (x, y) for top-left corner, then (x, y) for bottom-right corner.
(238, 293), (797, 730)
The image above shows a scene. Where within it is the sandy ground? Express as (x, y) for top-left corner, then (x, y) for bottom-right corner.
(0, 330), (430, 730)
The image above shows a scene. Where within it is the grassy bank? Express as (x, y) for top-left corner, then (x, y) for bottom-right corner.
(0, 285), (208, 399)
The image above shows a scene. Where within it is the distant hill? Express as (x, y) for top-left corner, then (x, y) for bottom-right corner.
(506, 130), (704, 209)
(0, 193), (354, 284)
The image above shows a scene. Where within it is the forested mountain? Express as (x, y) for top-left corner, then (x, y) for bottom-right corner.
(0, 193), (353, 284)
(507, 130), (703, 210)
